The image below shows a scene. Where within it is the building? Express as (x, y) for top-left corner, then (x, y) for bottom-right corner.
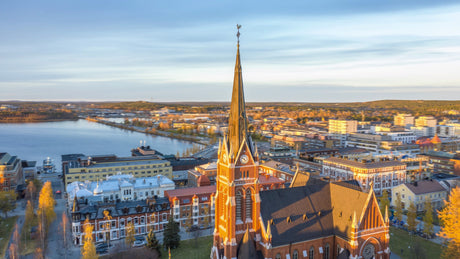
(346, 133), (420, 157)
(0, 152), (24, 191)
(394, 114), (414, 128)
(436, 125), (456, 137)
(66, 174), (175, 204)
(63, 154), (172, 187)
(260, 160), (300, 184)
(410, 126), (436, 137)
(391, 180), (447, 212)
(322, 157), (406, 195)
(165, 185), (216, 230)
(211, 32), (390, 259)
(328, 119), (358, 134)
(21, 160), (37, 180)
(415, 116), (437, 128)
(70, 197), (171, 245)
(419, 151), (460, 176)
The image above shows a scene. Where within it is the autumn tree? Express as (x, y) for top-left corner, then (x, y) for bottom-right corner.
(407, 201), (417, 232)
(438, 186), (460, 258)
(163, 216), (180, 249)
(61, 211), (70, 259)
(25, 200), (35, 234)
(125, 222), (135, 247)
(25, 180), (37, 202)
(0, 190), (17, 217)
(379, 190), (390, 216)
(146, 228), (161, 257)
(423, 197), (434, 237)
(103, 210), (112, 246)
(394, 193), (403, 223)
(37, 181), (56, 229)
(8, 223), (19, 259)
(81, 218), (98, 259)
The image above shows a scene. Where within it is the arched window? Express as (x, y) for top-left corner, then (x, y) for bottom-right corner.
(293, 249), (298, 259)
(245, 189), (252, 219)
(275, 253), (281, 259)
(323, 243), (330, 259)
(236, 190), (243, 221)
(309, 246), (314, 259)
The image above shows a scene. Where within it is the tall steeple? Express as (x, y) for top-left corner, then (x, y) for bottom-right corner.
(228, 24), (251, 157)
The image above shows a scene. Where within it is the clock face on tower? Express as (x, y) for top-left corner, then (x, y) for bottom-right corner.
(362, 244), (375, 259)
(240, 154), (249, 164)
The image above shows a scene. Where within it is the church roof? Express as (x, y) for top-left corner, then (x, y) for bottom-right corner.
(227, 32), (254, 158)
(259, 181), (369, 247)
(289, 170), (310, 188)
(237, 228), (257, 259)
(431, 135), (442, 144)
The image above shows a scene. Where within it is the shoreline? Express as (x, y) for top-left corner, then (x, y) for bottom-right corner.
(86, 117), (210, 146)
(0, 118), (79, 124)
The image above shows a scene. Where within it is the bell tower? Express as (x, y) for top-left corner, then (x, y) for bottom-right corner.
(212, 25), (261, 259)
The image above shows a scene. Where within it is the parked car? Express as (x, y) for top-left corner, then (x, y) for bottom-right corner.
(133, 240), (146, 247)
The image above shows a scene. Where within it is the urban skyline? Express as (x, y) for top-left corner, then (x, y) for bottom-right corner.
(1, 1), (460, 102)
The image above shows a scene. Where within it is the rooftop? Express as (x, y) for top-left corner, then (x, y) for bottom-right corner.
(404, 180), (447, 195)
(165, 185), (216, 198)
(324, 157), (405, 169)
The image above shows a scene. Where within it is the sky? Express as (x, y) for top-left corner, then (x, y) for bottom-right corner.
(1, 0), (460, 103)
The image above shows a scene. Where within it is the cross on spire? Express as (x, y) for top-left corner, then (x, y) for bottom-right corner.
(236, 24), (242, 46)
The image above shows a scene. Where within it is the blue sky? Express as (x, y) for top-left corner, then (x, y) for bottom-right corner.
(1, 0), (460, 102)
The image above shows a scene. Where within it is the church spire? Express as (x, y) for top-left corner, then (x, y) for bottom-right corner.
(228, 24), (250, 157)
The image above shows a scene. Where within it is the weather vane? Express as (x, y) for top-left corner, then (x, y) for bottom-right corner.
(236, 24), (242, 44)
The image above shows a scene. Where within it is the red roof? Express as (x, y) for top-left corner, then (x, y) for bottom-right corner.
(259, 174), (285, 185)
(431, 135), (442, 144)
(165, 185), (216, 198)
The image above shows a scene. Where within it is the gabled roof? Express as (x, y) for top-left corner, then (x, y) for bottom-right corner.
(404, 180), (447, 195)
(237, 228), (257, 259)
(259, 181), (371, 247)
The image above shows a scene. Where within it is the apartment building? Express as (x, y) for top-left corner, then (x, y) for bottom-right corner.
(70, 197), (171, 245)
(0, 152), (24, 191)
(322, 157), (406, 195)
(394, 114), (415, 128)
(63, 154), (172, 186)
(391, 180), (447, 212)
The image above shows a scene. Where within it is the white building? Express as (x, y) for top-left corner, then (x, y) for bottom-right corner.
(436, 125), (456, 138)
(322, 157), (406, 195)
(328, 119), (358, 134)
(410, 126), (435, 137)
(66, 174), (175, 204)
(374, 131), (417, 144)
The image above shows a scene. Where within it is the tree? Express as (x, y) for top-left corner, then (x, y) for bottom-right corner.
(25, 180), (37, 202)
(8, 223), (19, 259)
(394, 193), (403, 223)
(25, 200), (35, 232)
(407, 201), (417, 232)
(163, 216), (180, 250)
(61, 211), (70, 259)
(125, 222), (135, 247)
(379, 190), (390, 216)
(37, 181), (56, 229)
(0, 190), (17, 217)
(438, 186), (460, 258)
(146, 229), (161, 257)
(103, 210), (112, 246)
(81, 218), (98, 259)
(423, 197), (434, 237)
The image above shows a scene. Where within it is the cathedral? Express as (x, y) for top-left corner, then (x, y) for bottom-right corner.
(210, 27), (390, 259)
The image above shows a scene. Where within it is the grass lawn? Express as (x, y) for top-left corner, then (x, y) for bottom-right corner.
(169, 236), (213, 259)
(0, 216), (18, 258)
(390, 227), (442, 259)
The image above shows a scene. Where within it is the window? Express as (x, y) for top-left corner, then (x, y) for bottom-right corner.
(275, 253), (281, 259)
(236, 191), (242, 221)
(245, 189), (252, 219)
(309, 246), (314, 259)
(323, 243), (329, 259)
(293, 250), (298, 259)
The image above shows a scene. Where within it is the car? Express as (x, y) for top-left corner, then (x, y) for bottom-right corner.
(132, 240), (146, 247)
(56, 190), (61, 194)
(95, 247), (108, 254)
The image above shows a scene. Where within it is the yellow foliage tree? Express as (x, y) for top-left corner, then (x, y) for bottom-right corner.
(81, 218), (98, 259)
(125, 222), (135, 247)
(438, 186), (460, 258)
(37, 181), (56, 229)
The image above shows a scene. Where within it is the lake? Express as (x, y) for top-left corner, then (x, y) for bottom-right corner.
(0, 119), (197, 170)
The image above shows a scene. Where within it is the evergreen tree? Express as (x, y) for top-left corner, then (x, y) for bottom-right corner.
(438, 186), (460, 258)
(407, 201), (417, 232)
(0, 190), (17, 217)
(146, 229), (161, 257)
(379, 190), (390, 216)
(163, 216), (181, 249)
(423, 197), (434, 237)
(394, 193), (403, 223)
